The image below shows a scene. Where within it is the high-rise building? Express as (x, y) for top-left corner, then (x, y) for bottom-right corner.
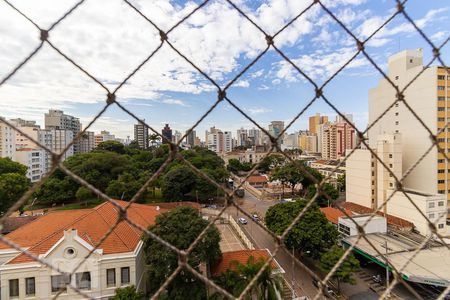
(162, 124), (172, 144)
(320, 120), (355, 159)
(267, 121), (284, 148)
(236, 128), (248, 147)
(79, 131), (95, 153)
(206, 127), (231, 153)
(45, 110), (81, 153)
(15, 148), (45, 182)
(248, 128), (261, 146)
(298, 133), (318, 153)
(0, 118), (16, 160)
(172, 130), (182, 144)
(9, 118), (39, 128)
(15, 126), (53, 172)
(309, 113), (329, 135)
(134, 121), (149, 149)
(185, 130), (196, 148)
(94, 130), (116, 147)
(51, 129), (74, 161)
(368, 48), (450, 215)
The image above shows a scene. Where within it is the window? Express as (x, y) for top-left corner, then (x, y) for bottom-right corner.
(438, 169), (445, 173)
(395, 75), (399, 80)
(395, 112), (399, 116)
(389, 164), (393, 168)
(429, 213), (435, 219)
(107, 268), (116, 287)
(51, 275), (67, 293)
(438, 201), (444, 206)
(389, 182), (393, 187)
(9, 279), (19, 298)
(438, 138), (446, 143)
(429, 202), (435, 208)
(338, 223), (351, 236)
(395, 121), (399, 125)
(438, 190), (445, 194)
(121, 267), (130, 285)
(438, 224), (444, 229)
(26, 277), (36, 296)
(438, 180), (445, 184)
(389, 154), (393, 158)
(438, 75), (446, 80)
(438, 107), (445, 111)
(76, 272), (91, 290)
(438, 97), (445, 101)
(438, 86), (445, 90)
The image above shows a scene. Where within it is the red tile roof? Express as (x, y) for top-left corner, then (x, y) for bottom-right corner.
(319, 207), (353, 225)
(211, 249), (278, 276)
(0, 200), (174, 264)
(341, 202), (414, 229)
(0, 216), (39, 234)
(247, 175), (267, 183)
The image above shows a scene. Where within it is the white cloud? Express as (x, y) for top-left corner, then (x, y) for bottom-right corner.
(250, 69), (264, 78)
(258, 84), (270, 90)
(430, 31), (448, 43)
(245, 107), (272, 115)
(159, 99), (189, 107)
(235, 80), (250, 88)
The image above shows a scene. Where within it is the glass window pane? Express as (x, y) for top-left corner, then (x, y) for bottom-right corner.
(26, 277), (36, 296)
(76, 272), (91, 290)
(9, 279), (19, 297)
(121, 267), (130, 285)
(51, 275), (67, 293)
(107, 268), (116, 286)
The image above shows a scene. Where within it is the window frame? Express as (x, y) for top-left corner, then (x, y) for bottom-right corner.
(9, 278), (19, 298)
(25, 277), (36, 296)
(121, 267), (130, 285)
(76, 272), (91, 290)
(107, 268), (116, 287)
(51, 274), (67, 294)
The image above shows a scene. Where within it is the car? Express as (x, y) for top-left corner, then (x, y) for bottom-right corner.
(312, 279), (335, 297)
(252, 214), (259, 221)
(238, 217), (247, 224)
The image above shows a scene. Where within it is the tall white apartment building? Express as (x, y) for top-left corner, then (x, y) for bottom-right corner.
(236, 128), (248, 147)
(15, 148), (45, 182)
(15, 126), (53, 172)
(52, 129), (74, 161)
(0, 119), (16, 160)
(45, 110), (81, 153)
(206, 127), (232, 153)
(248, 128), (261, 146)
(79, 131), (95, 153)
(368, 48), (450, 216)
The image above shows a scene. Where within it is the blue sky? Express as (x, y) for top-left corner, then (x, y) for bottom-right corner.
(0, 0), (449, 139)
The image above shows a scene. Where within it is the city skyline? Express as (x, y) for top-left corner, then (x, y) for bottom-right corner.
(1, 1), (448, 138)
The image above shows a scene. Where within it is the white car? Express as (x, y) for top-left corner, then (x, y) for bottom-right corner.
(238, 217), (247, 225)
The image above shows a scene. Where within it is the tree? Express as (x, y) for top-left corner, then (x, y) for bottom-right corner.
(0, 173), (29, 213)
(337, 174), (346, 192)
(270, 162), (304, 196)
(265, 199), (338, 258)
(75, 186), (93, 201)
(161, 166), (196, 201)
(143, 206), (221, 300)
(257, 154), (285, 173)
(319, 246), (360, 292)
(214, 256), (282, 299)
(33, 177), (77, 205)
(110, 285), (144, 300)
(106, 172), (149, 202)
(0, 158), (27, 175)
(96, 140), (125, 154)
(149, 134), (161, 147)
(306, 183), (339, 207)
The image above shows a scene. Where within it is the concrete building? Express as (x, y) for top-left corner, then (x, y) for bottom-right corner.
(51, 129), (74, 161)
(309, 113), (328, 135)
(248, 128), (261, 146)
(298, 133), (317, 153)
(134, 121), (148, 150)
(368, 48), (450, 216)
(338, 215), (387, 237)
(161, 124), (172, 144)
(268, 121), (284, 147)
(94, 131), (116, 148)
(15, 148), (45, 182)
(282, 132), (299, 150)
(15, 126), (53, 172)
(320, 121), (355, 160)
(9, 118), (39, 128)
(0, 119), (16, 160)
(172, 130), (182, 144)
(0, 201), (169, 300)
(78, 131), (95, 153)
(45, 110), (81, 153)
(236, 128), (248, 147)
(185, 130), (196, 148)
(206, 127), (232, 153)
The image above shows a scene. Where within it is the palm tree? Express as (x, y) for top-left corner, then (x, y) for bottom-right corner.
(213, 256), (283, 300)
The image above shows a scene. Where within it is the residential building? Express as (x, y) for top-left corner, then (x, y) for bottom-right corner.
(15, 148), (45, 182)
(248, 128), (261, 146)
(298, 133), (317, 153)
(0, 118), (16, 160)
(309, 113), (328, 135)
(368, 48), (450, 216)
(338, 215), (387, 237)
(94, 130), (116, 147)
(15, 126), (53, 172)
(134, 121), (148, 149)
(236, 128), (248, 147)
(161, 124), (172, 144)
(282, 132), (299, 150)
(206, 127), (232, 153)
(51, 129), (74, 161)
(79, 131), (95, 153)
(335, 113), (353, 124)
(172, 130), (182, 144)
(0, 201), (170, 299)
(320, 121), (355, 160)
(9, 118), (39, 128)
(45, 110), (81, 153)
(185, 130), (196, 148)
(320, 123), (336, 159)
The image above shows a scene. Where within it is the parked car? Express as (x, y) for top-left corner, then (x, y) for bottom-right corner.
(252, 214), (259, 221)
(372, 274), (382, 284)
(238, 217), (247, 225)
(312, 279), (335, 297)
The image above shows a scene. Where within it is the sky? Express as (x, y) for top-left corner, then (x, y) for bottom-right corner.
(0, 0), (449, 139)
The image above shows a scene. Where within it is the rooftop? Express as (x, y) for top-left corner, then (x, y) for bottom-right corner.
(0, 200), (171, 264)
(247, 175), (268, 183)
(320, 207), (353, 225)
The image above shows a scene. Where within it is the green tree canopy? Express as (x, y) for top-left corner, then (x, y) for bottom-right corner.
(0, 173), (29, 213)
(75, 186), (93, 201)
(161, 165), (197, 201)
(213, 256), (282, 299)
(96, 140), (125, 154)
(306, 183), (339, 207)
(143, 206), (221, 300)
(0, 157), (27, 176)
(265, 199), (338, 258)
(319, 246), (360, 292)
(110, 285), (144, 300)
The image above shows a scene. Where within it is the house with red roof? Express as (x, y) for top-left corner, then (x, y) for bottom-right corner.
(0, 200), (171, 299)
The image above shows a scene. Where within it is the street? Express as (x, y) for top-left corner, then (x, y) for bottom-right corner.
(231, 188), (381, 300)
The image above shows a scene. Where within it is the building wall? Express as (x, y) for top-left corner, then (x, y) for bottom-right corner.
(387, 190), (447, 235)
(0, 120), (16, 160)
(51, 129), (74, 161)
(15, 149), (45, 182)
(134, 122), (148, 149)
(346, 149), (374, 208)
(338, 215), (387, 237)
